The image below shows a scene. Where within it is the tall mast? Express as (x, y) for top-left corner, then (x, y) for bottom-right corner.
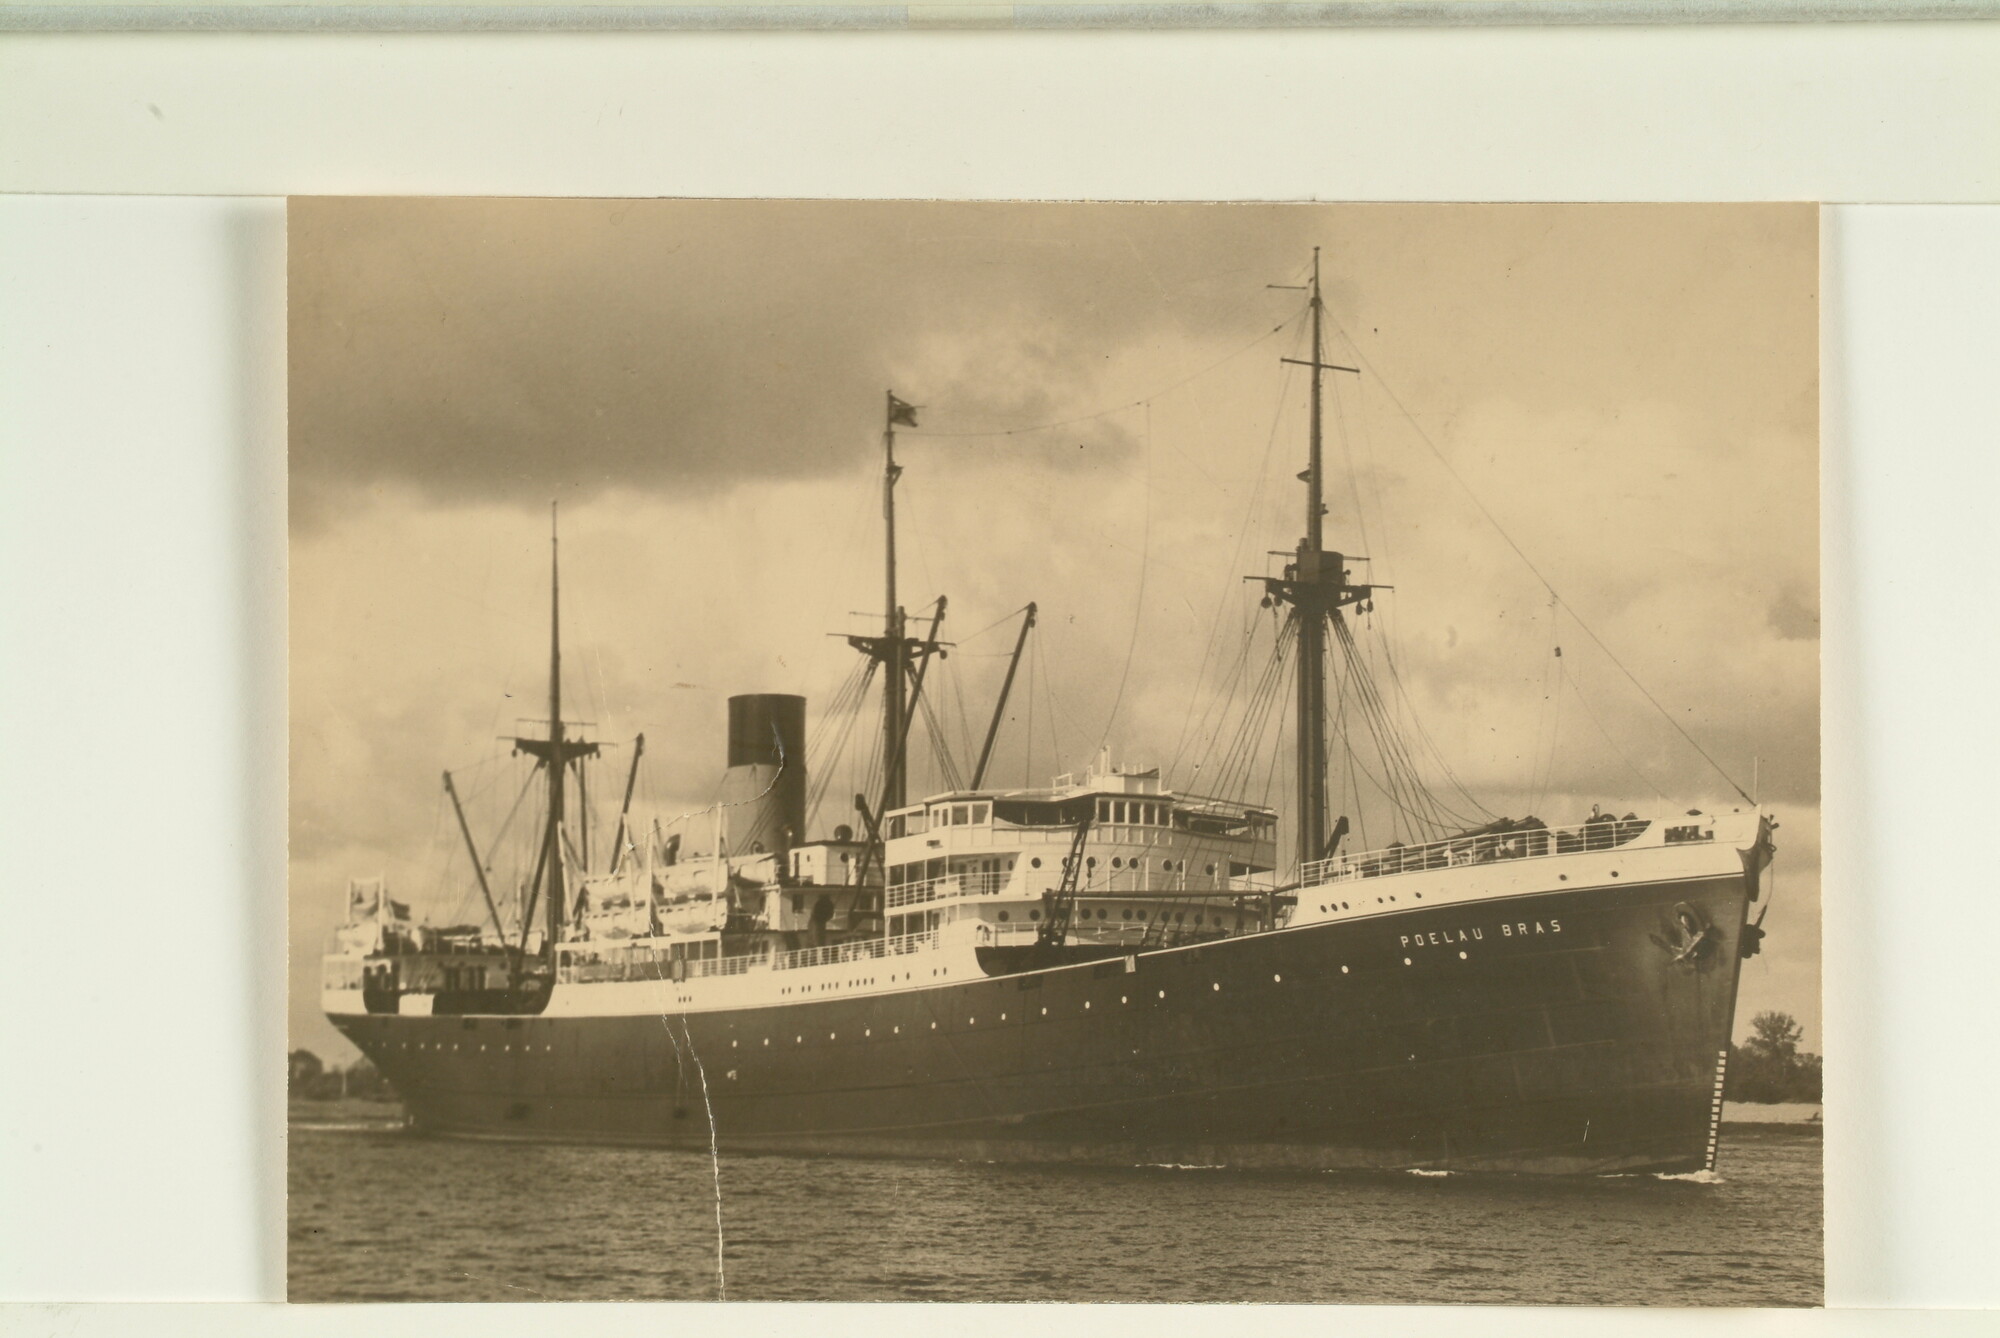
(512, 504), (599, 954)
(1261, 249), (1369, 873)
(1296, 252), (1329, 870)
(882, 392), (907, 812)
(544, 504), (568, 948)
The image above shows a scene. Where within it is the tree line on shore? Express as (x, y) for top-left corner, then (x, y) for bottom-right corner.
(1724, 1011), (1823, 1104)
(289, 1049), (394, 1101)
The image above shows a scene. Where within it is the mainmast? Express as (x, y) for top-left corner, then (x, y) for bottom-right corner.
(544, 508), (568, 947)
(847, 393), (923, 818)
(544, 506), (568, 944)
(882, 392), (909, 811)
(1262, 250), (1370, 871)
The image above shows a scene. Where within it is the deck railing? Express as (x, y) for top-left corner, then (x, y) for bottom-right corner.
(885, 871), (1010, 909)
(556, 930), (944, 984)
(773, 929), (938, 971)
(691, 951), (760, 979)
(557, 943), (744, 985)
(1299, 818), (1661, 888)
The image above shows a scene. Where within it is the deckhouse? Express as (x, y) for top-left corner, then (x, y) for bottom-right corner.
(882, 758), (1279, 948)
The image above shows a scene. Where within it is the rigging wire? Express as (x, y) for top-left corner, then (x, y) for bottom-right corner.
(917, 689), (966, 792)
(1324, 338), (1496, 830)
(1033, 630), (1085, 777)
(1324, 311), (1754, 806)
(1095, 401), (1153, 756)
(1333, 614), (1485, 836)
(806, 659), (876, 829)
(1562, 658), (1670, 804)
(944, 651), (977, 770)
(1370, 626), (1498, 824)
(1530, 599), (1565, 816)
(1167, 314), (1311, 783)
(481, 765), (542, 872)
(1170, 599), (1259, 784)
(953, 601), (1036, 647)
(1022, 636), (1036, 789)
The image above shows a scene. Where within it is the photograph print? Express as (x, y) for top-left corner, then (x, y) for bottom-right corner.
(288, 199), (1822, 1304)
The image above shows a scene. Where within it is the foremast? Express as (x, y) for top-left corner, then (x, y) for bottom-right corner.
(513, 505), (599, 956)
(1262, 250), (1373, 872)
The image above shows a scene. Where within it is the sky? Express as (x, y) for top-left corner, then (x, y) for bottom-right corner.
(289, 199), (1819, 1064)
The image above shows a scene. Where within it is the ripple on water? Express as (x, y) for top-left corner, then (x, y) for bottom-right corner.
(288, 1126), (1822, 1305)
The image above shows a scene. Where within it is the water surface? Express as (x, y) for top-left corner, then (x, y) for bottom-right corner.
(289, 1118), (1821, 1305)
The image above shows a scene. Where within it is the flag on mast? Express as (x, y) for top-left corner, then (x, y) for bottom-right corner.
(887, 393), (919, 429)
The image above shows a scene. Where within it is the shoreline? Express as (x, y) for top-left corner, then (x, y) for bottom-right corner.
(286, 1097), (1823, 1135)
(1722, 1101), (1822, 1129)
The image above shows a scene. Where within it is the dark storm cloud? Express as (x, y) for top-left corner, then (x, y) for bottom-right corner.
(288, 198), (1320, 522)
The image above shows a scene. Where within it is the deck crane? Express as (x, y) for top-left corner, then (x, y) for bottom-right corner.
(1035, 798), (1097, 950)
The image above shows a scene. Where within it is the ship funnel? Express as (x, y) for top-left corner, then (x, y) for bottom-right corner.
(722, 693), (807, 861)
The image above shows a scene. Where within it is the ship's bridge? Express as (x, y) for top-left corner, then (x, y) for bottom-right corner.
(879, 761), (1279, 945)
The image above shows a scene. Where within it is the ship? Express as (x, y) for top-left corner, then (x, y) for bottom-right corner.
(320, 252), (1775, 1176)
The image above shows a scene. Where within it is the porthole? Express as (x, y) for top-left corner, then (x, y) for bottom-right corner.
(1211, 982), (1220, 991)
(1157, 990), (1166, 999)
(1029, 910), (1042, 921)
(1112, 858), (1123, 869)
(1273, 973), (1283, 983)
(1206, 864), (1217, 875)
(1087, 857), (1097, 869)
(1031, 858), (1042, 869)
(1458, 951), (1468, 960)
(1402, 957), (1412, 966)
(999, 911), (1011, 923)
(1340, 965), (1350, 974)
(1122, 909), (1133, 921)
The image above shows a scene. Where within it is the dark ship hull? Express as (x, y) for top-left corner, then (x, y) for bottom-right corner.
(334, 870), (1750, 1176)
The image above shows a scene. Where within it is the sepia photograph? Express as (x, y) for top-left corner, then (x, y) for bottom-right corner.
(287, 198), (1821, 1305)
